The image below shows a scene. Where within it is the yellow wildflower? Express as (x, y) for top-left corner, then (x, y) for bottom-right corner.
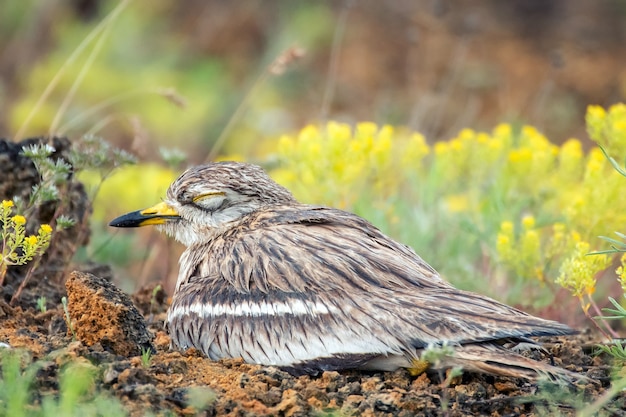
(556, 241), (610, 299)
(11, 215), (26, 225)
(39, 224), (53, 235)
(584, 148), (607, 179)
(356, 122), (378, 139)
(458, 128), (475, 143)
(508, 148), (532, 164)
(433, 141), (449, 155)
(476, 132), (489, 144)
(617, 253), (626, 292)
(377, 124), (394, 141)
(560, 139), (583, 159)
(445, 194), (469, 213)
(298, 124), (319, 142)
(521, 215), (535, 230)
(492, 123), (512, 143)
(401, 133), (430, 168)
(449, 138), (463, 152)
(586, 105), (607, 123)
(500, 221), (514, 234)
(520, 230), (541, 272)
(25, 235), (38, 246)
(326, 121), (352, 142)
(1, 200), (13, 209)
(496, 221), (515, 265)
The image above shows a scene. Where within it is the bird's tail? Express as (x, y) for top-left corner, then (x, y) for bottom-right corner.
(432, 343), (590, 384)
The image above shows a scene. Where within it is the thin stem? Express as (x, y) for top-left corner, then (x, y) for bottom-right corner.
(581, 297), (611, 341)
(57, 87), (175, 135)
(10, 257), (42, 306)
(15, 0), (132, 141)
(204, 65), (272, 163)
(0, 262), (7, 286)
(589, 295), (620, 338)
(319, 0), (352, 123)
(49, 19), (115, 135)
(204, 46), (302, 162)
(84, 113), (123, 136)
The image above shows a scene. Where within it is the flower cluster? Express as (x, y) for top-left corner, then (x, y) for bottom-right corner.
(272, 122), (429, 210)
(555, 242), (611, 309)
(496, 217), (543, 282)
(586, 103), (626, 159)
(616, 254), (626, 293)
(1, 200), (53, 285)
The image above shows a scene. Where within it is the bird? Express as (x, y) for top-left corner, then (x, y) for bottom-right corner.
(109, 161), (581, 381)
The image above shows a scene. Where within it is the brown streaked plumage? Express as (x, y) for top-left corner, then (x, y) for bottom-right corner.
(110, 161), (581, 381)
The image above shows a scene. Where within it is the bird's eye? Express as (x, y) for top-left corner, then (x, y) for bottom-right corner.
(192, 192), (226, 203)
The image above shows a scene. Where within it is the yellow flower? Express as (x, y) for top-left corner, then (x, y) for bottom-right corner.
(493, 123), (511, 135)
(562, 139), (584, 158)
(521, 215), (535, 230)
(326, 121), (352, 142)
(1, 200), (13, 208)
(433, 142), (449, 155)
(586, 105), (607, 123)
(500, 221), (514, 234)
(449, 138), (463, 151)
(377, 124), (394, 141)
(25, 235), (38, 246)
(39, 224), (53, 235)
(556, 241), (610, 299)
(12, 215), (26, 225)
(356, 122), (378, 139)
(445, 194), (469, 213)
(476, 132), (489, 144)
(617, 254), (626, 292)
(508, 148), (532, 164)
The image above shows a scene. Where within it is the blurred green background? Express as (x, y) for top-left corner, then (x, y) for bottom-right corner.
(3, 0), (626, 154)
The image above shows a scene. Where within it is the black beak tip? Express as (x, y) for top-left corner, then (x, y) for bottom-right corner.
(108, 211), (143, 228)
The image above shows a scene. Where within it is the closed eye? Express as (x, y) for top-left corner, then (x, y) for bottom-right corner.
(192, 192), (226, 203)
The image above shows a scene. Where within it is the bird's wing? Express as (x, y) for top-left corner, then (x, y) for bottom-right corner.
(169, 206), (573, 372)
(216, 205), (447, 293)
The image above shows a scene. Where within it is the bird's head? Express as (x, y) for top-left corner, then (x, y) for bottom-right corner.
(109, 161), (296, 246)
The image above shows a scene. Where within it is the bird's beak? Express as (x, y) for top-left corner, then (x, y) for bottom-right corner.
(109, 201), (180, 228)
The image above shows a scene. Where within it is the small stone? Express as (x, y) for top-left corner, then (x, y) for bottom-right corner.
(372, 392), (402, 413)
(494, 381), (518, 393)
(338, 381), (361, 396)
(154, 330), (171, 349)
(272, 388), (307, 417)
(167, 359), (189, 374)
(345, 394), (365, 407)
(239, 373), (250, 388)
(65, 271), (154, 357)
(103, 366), (120, 384)
(118, 367), (157, 386)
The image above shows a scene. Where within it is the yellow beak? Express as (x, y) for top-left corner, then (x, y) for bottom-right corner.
(109, 201), (180, 228)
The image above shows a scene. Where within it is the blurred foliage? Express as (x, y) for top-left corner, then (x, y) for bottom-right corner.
(263, 106), (626, 309)
(4, 0), (336, 158)
(79, 163), (176, 221)
(0, 350), (128, 417)
(9, 1), (225, 146)
(4, 1), (626, 155)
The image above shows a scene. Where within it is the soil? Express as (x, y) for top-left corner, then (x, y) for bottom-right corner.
(1, 137), (625, 416)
